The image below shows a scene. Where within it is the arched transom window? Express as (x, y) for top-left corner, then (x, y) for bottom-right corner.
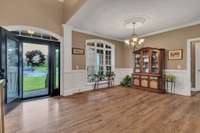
(86, 39), (115, 83)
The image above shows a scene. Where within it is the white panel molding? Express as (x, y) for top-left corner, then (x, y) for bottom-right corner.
(194, 43), (200, 91)
(63, 24), (73, 72)
(114, 68), (132, 85)
(63, 68), (192, 96)
(165, 69), (190, 96)
(63, 68), (133, 96)
(63, 70), (87, 96)
(187, 38), (200, 92)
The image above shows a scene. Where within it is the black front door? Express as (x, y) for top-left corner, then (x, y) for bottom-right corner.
(0, 27), (60, 105)
(50, 45), (60, 96)
(20, 38), (60, 99)
(0, 28), (21, 111)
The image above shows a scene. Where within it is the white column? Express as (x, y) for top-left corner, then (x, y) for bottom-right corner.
(63, 24), (73, 72)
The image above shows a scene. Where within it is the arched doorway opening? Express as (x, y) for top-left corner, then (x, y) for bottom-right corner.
(0, 26), (62, 111)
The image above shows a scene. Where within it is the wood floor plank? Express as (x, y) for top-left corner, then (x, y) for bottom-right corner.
(5, 87), (200, 133)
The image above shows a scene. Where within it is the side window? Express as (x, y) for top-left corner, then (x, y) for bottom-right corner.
(86, 40), (113, 82)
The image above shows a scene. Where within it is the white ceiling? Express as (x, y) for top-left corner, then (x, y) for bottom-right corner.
(67, 0), (200, 40)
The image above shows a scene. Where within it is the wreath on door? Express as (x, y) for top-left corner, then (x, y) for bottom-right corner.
(25, 50), (46, 68)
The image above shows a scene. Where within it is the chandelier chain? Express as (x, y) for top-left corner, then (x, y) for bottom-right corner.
(133, 22), (136, 35)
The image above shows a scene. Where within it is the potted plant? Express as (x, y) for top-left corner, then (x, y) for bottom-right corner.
(120, 75), (132, 87)
(165, 74), (176, 82)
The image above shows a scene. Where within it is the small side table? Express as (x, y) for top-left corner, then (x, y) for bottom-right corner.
(93, 75), (115, 90)
(165, 80), (176, 94)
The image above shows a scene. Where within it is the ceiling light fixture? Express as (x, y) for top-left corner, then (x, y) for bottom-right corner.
(124, 22), (145, 51)
(58, 0), (64, 3)
(27, 30), (35, 34)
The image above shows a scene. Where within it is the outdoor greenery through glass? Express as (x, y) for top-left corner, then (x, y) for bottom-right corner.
(86, 42), (112, 82)
(23, 43), (49, 92)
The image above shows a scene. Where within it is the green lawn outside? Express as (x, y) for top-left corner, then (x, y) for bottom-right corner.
(23, 66), (59, 92)
(23, 77), (46, 92)
(34, 66), (48, 72)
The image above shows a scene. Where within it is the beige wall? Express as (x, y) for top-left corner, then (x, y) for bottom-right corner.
(0, 0), (64, 35)
(72, 31), (133, 70)
(64, 0), (87, 22)
(145, 24), (200, 70)
(0, 0), (87, 36)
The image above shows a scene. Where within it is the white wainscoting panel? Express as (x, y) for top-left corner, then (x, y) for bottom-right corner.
(63, 69), (191, 96)
(114, 68), (133, 85)
(63, 68), (133, 96)
(165, 70), (191, 96)
(63, 70), (87, 96)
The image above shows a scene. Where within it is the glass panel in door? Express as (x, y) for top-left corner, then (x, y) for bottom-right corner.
(151, 50), (160, 73)
(6, 38), (20, 103)
(142, 50), (150, 73)
(55, 49), (59, 89)
(96, 49), (104, 77)
(86, 47), (96, 82)
(23, 43), (49, 98)
(54, 48), (60, 89)
(51, 46), (60, 96)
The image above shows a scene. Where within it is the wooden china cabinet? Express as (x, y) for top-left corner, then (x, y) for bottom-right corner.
(132, 47), (165, 93)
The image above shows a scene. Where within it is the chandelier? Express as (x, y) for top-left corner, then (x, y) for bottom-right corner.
(124, 22), (144, 51)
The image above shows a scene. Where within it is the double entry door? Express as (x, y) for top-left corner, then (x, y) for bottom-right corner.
(0, 28), (60, 108)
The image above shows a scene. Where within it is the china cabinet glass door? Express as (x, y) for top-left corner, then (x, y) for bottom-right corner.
(142, 50), (149, 73)
(134, 52), (141, 73)
(151, 50), (160, 73)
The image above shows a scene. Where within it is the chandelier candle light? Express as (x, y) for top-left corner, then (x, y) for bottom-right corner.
(124, 22), (145, 51)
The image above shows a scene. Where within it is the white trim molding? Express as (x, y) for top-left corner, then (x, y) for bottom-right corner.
(3, 25), (62, 41)
(63, 24), (73, 72)
(195, 43), (200, 91)
(138, 21), (200, 37)
(186, 38), (200, 95)
(73, 28), (123, 42)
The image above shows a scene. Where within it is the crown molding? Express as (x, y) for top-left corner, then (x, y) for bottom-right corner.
(71, 20), (200, 42)
(73, 28), (124, 42)
(141, 20), (200, 37)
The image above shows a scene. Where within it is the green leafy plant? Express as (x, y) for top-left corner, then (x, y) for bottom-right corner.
(106, 71), (115, 77)
(120, 75), (132, 87)
(165, 74), (176, 82)
(25, 50), (46, 70)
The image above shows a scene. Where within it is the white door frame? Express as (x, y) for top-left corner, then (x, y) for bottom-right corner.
(194, 43), (200, 91)
(187, 38), (200, 93)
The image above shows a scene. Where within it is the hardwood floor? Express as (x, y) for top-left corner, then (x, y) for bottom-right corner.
(5, 87), (200, 133)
